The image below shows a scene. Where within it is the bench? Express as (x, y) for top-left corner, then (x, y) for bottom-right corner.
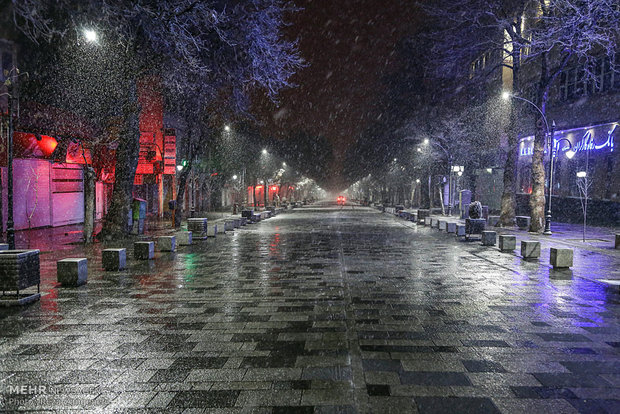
(550, 248), (573, 268)
(516, 216), (531, 230)
(521, 240), (540, 259)
(134, 241), (154, 260)
(487, 215), (500, 227)
(465, 218), (486, 241)
(187, 218), (208, 236)
(498, 235), (516, 252)
(157, 236), (176, 252)
(481, 231), (496, 246)
(177, 231), (192, 246)
(207, 223), (218, 237)
(102, 248), (126, 271)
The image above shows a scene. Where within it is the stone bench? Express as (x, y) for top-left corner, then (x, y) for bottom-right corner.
(134, 241), (154, 260)
(241, 209), (254, 219)
(224, 220), (235, 232)
(446, 222), (457, 233)
(187, 218), (208, 236)
(207, 223), (218, 237)
(487, 215), (500, 227)
(251, 213), (261, 223)
(516, 216), (531, 230)
(0, 244), (8, 251)
(424, 217), (432, 226)
(157, 236), (176, 252)
(177, 231), (192, 246)
(57, 258), (87, 287)
(102, 248), (126, 271)
(550, 248), (573, 268)
(0, 250), (41, 296)
(481, 231), (496, 246)
(240, 217), (248, 226)
(498, 235), (516, 252)
(438, 220), (448, 231)
(521, 240), (540, 259)
(417, 209), (430, 224)
(456, 224), (466, 238)
(431, 218), (440, 228)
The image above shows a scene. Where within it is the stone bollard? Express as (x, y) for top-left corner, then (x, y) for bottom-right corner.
(187, 218), (208, 235)
(57, 258), (88, 287)
(224, 220), (235, 232)
(240, 217), (248, 226)
(134, 241), (154, 260)
(498, 235), (516, 252)
(424, 217), (432, 226)
(207, 224), (218, 237)
(438, 220), (447, 231)
(177, 232), (192, 246)
(447, 222), (457, 233)
(0, 244), (8, 251)
(550, 248), (573, 268)
(521, 240), (540, 259)
(487, 215), (500, 227)
(233, 218), (241, 228)
(102, 248), (126, 271)
(481, 231), (496, 246)
(456, 224), (466, 237)
(516, 216), (531, 230)
(157, 236), (176, 252)
(615, 234), (620, 249)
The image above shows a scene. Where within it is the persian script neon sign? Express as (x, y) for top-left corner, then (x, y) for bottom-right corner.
(519, 123), (616, 157)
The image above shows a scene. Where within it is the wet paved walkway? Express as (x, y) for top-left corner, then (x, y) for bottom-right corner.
(1, 204), (619, 413)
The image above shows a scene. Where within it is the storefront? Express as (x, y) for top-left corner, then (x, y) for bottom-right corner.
(517, 121), (618, 201)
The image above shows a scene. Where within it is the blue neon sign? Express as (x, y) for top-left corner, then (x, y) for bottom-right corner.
(519, 123), (617, 157)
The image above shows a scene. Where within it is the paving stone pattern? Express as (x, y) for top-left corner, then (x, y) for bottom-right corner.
(0, 205), (619, 413)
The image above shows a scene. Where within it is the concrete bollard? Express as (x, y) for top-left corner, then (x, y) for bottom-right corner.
(456, 224), (466, 237)
(481, 231), (496, 246)
(134, 241), (154, 260)
(224, 221), (235, 232)
(521, 240), (540, 259)
(487, 215), (500, 227)
(207, 224), (218, 237)
(498, 235), (516, 252)
(102, 248), (126, 271)
(550, 248), (573, 268)
(57, 258), (88, 287)
(447, 222), (457, 233)
(424, 217), (431, 226)
(438, 220), (447, 231)
(157, 236), (176, 252)
(177, 232), (192, 246)
(240, 217), (248, 226)
(233, 219), (241, 228)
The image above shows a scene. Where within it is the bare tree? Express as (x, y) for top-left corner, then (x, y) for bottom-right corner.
(11, 0), (305, 237)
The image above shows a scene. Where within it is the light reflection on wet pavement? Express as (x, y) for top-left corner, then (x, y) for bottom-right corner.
(1, 205), (619, 413)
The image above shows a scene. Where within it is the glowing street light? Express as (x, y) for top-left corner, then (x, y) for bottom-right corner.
(262, 149), (268, 155)
(232, 174), (238, 180)
(576, 171), (587, 178)
(224, 125), (231, 132)
(282, 162), (286, 167)
(83, 29), (98, 43)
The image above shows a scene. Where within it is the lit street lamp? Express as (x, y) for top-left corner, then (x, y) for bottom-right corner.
(83, 29), (98, 43)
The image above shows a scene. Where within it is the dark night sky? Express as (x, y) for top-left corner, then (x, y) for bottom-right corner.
(258, 0), (422, 188)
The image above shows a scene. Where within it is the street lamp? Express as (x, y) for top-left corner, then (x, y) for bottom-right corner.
(262, 149), (268, 155)
(224, 125), (230, 132)
(83, 29), (98, 43)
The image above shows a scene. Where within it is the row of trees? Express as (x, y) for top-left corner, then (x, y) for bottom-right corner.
(10, 0), (305, 239)
(346, 0), (618, 232)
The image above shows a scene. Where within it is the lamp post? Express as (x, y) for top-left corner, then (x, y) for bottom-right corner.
(503, 91), (557, 234)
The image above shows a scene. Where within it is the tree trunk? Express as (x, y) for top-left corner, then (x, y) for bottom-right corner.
(499, 109), (518, 226)
(499, 30), (521, 227)
(529, 115), (546, 232)
(100, 83), (140, 239)
(529, 53), (551, 233)
(83, 166), (96, 243)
